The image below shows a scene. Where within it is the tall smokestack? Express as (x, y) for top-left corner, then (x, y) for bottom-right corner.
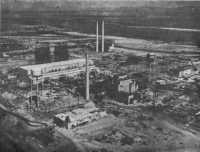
(102, 20), (104, 53)
(96, 20), (99, 53)
(0, 0), (1, 36)
(85, 53), (90, 101)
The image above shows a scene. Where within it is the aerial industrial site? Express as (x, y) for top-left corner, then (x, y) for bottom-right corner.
(1, 0), (200, 152)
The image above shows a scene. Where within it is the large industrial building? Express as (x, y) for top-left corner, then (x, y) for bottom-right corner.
(21, 57), (98, 111)
(21, 58), (98, 83)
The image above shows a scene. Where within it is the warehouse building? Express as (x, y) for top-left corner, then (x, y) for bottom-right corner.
(21, 58), (98, 83)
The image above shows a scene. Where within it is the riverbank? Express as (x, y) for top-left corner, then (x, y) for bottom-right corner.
(65, 31), (200, 56)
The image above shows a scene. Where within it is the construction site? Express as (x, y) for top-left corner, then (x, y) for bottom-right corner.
(1, 1), (200, 151)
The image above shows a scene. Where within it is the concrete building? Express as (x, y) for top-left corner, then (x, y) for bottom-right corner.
(179, 68), (199, 78)
(53, 103), (106, 129)
(21, 58), (98, 83)
(117, 79), (139, 105)
(118, 79), (139, 94)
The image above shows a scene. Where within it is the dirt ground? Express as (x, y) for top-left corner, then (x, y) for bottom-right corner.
(1, 33), (200, 152)
(51, 100), (200, 152)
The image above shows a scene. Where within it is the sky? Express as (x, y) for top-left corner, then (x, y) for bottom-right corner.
(8, 0), (200, 1)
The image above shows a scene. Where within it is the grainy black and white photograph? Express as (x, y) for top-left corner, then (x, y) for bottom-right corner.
(0, 0), (200, 152)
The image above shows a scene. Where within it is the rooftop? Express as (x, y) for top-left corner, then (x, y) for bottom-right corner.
(20, 58), (92, 75)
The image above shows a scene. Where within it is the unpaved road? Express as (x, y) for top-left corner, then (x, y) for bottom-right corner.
(161, 120), (200, 147)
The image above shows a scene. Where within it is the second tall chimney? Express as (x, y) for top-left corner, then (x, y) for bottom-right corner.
(102, 20), (104, 53)
(96, 20), (99, 53)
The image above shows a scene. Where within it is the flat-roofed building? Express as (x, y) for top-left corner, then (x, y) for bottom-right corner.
(21, 58), (98, 83)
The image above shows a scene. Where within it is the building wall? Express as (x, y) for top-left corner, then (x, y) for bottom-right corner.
(21, 59), (98, 83)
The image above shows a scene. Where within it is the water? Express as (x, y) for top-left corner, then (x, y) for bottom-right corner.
(3, 11), (200, 46)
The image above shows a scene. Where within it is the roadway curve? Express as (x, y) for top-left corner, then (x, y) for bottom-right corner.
(0, 103), (48, 127)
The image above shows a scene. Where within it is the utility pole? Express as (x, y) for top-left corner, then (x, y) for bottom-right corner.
(41, 76), (43, 95)
(30, 70), (34, 111)
(36, 76), (39, 108)
(30, 77), (32, 111)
